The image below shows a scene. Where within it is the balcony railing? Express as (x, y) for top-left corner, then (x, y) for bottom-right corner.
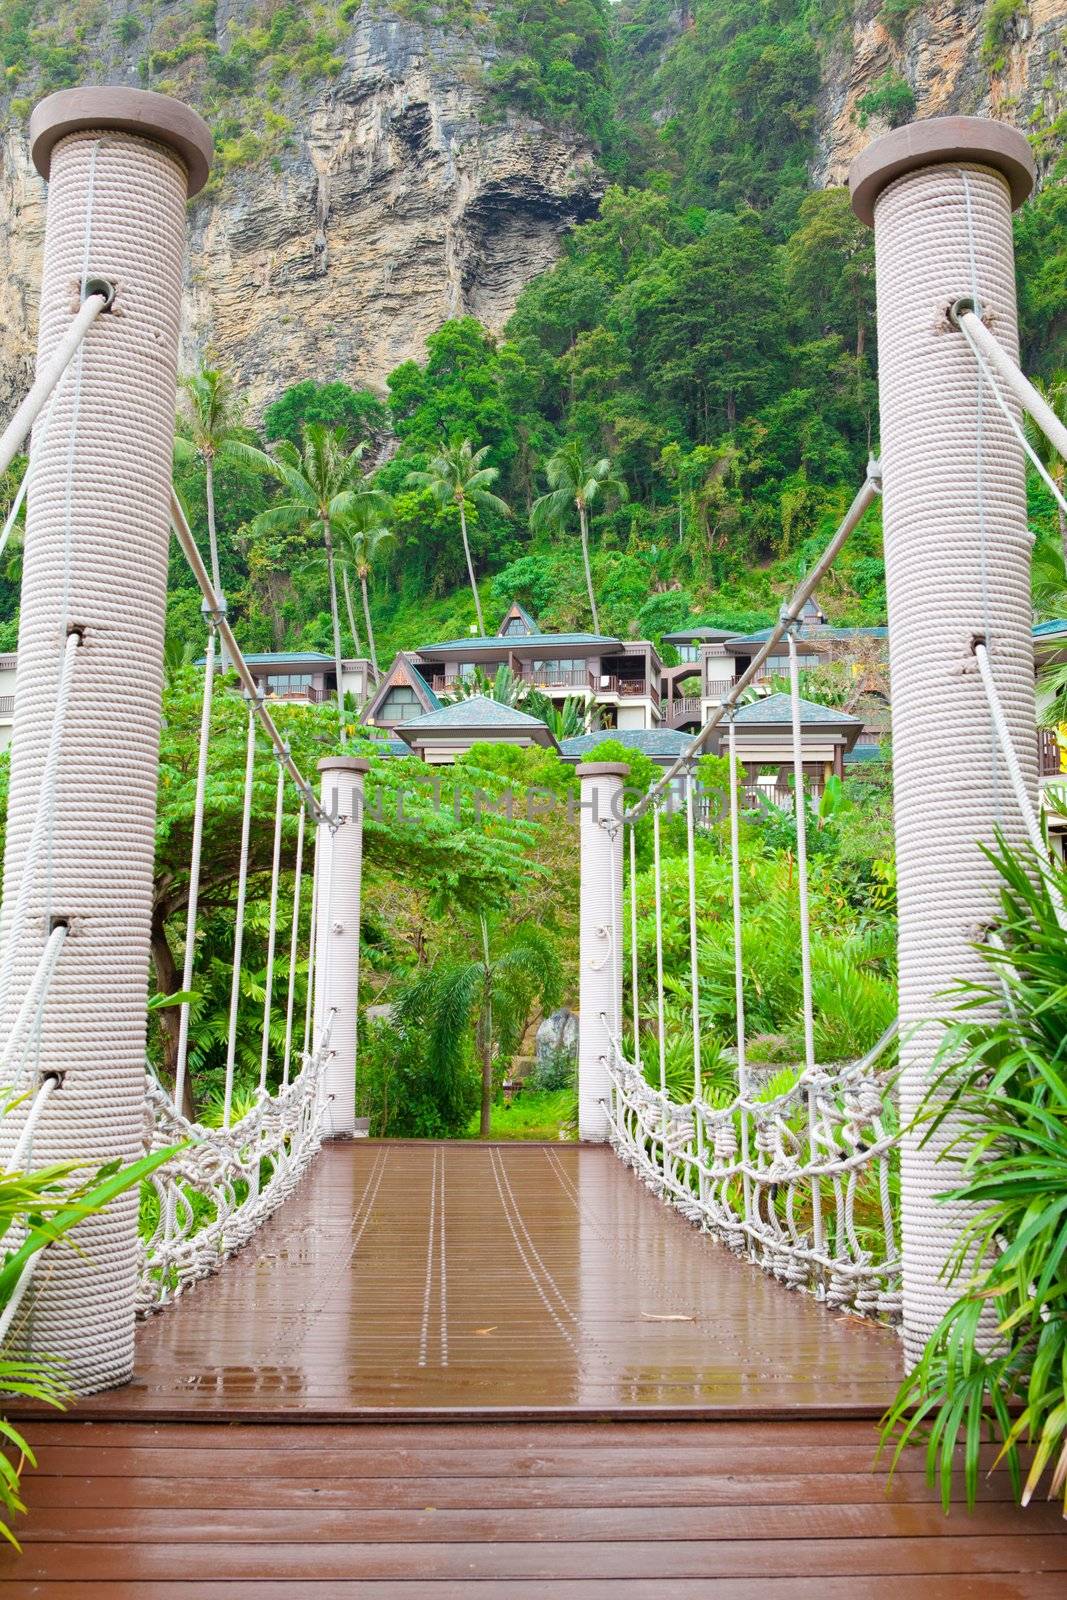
(703, 675), (738, 698)
(597, 674), (660, 704)
(0, 695), (13, 715)
(665, 695), (702, 728)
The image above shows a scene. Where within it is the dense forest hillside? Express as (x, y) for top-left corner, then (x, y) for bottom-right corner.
(1, 0), (1065, 653)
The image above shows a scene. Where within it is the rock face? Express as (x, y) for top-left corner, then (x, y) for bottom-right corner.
(0, 2), (1063, 420)
(813, 0), (1066, 185)
(0, 10), (601, 417)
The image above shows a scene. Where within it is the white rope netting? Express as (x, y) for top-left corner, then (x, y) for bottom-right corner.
(603, 1024), (901, 1319)
(137, 1011), (335, 1314)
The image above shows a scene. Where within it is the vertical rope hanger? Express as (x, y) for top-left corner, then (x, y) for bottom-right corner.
(173, 614), (218, 1116)
(628, 823), (641, 1067)
(651, 799), (667, 1103)
(787, 627), (822, 1260)
(282, 799), (306, 1087)
(727, 714), (753, 1229)
(223, 698), (258, 1128)
(258, 754), (286, 1093)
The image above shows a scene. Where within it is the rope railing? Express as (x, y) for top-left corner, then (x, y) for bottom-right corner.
(602, 1019), (901, 1317)
(591, 459), (902, 1320)
(146, 485), (341, 1300)
(138, 1009), (335, 1313)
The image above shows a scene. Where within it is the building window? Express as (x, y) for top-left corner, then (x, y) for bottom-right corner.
(676, 643), (699, 662)
(380, 684), (422, 718)
(265, 672), (313, 696)
(501, 617), (529, 637)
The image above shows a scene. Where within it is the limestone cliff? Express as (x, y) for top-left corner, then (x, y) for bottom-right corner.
(0, 8), (602, 417)
(814, 0), (1066, 185)
(0, 1), (1064, 421)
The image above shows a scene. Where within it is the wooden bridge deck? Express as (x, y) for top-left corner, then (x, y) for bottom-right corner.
(4, 1142), (1065, 1594)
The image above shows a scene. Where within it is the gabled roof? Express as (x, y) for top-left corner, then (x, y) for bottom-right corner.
(732, 692), (862, 728)
(559, 729), (693, 763)
(416, 632), (622, 655)
(497, 599), (540, 636)
(362, 651), (442, 723)
(396, 695), (550, 732)
(394, 694), (560, 752)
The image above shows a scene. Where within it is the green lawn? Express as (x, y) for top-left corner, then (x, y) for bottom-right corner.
(465, 1089), (576, 1141)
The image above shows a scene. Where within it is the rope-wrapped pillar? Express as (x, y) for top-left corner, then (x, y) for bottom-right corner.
(313, 756), (369, 1138)
(576, 762), (626, 1142)
(850, 118), (1037, 1365)
(0, 90), (211, 1391)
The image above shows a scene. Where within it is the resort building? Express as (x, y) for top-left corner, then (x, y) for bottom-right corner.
(227, 651), (374, 708)
(362, 601), (664, 734)
(0, 651), (15, 752)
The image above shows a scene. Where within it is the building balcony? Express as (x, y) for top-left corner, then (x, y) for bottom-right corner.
(665, 695), (702, 729)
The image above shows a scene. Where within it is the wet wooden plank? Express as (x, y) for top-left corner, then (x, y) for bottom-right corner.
(19, 1463), (1026, 1511)
(17, 1501), (1067, 1543)
(4, 1534), (1066, 1582)
(72, 1144), (904, 1419)
(8, 1582), (1067, 1600)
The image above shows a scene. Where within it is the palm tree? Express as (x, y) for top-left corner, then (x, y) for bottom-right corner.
(173, 366), (263, 608)
(530, 440), (627, 633)
(445, 663), (532, 709)
(1024, 373), (1067, 563)
(405, 440), (509, 635)
(251, 424), (389, 741)
(392, 919), (561, 1137)
(335, 510), (394, 682)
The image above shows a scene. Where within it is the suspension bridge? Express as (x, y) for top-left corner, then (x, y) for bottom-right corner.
(0, 90), (1064, 1591)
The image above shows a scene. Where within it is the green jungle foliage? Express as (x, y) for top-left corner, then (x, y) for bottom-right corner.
(881, 837), (1067, 1514)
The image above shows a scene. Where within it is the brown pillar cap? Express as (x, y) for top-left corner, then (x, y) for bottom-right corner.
(30, 88), (213, 196)
(575, 762), (630, 779)
(318, 756), (371, 775)
(849, 115), (1035, 226)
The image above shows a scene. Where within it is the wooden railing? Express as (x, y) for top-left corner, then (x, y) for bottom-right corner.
(1039, 727), (1063, 777)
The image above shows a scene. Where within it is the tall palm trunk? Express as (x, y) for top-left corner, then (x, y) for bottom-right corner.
(578, 500), (599, 632)
(359, 569), (379, 680)
(479, 915), (493, 1137)
(204, 453), (229, 670)
(341, 564), (363, 659)
(323, 515), (346, 744)
(458, 499), (485, 634)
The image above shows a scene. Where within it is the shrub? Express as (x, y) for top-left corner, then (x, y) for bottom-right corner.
(856, 71), (917, 129)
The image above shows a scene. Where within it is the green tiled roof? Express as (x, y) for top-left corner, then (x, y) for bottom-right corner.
(728, 626), (887, 646)
(396, 695), (552, 731)
(560, 729), (693, 760)
(417, 632), (622, 654)
(733, 693), (861, 727)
